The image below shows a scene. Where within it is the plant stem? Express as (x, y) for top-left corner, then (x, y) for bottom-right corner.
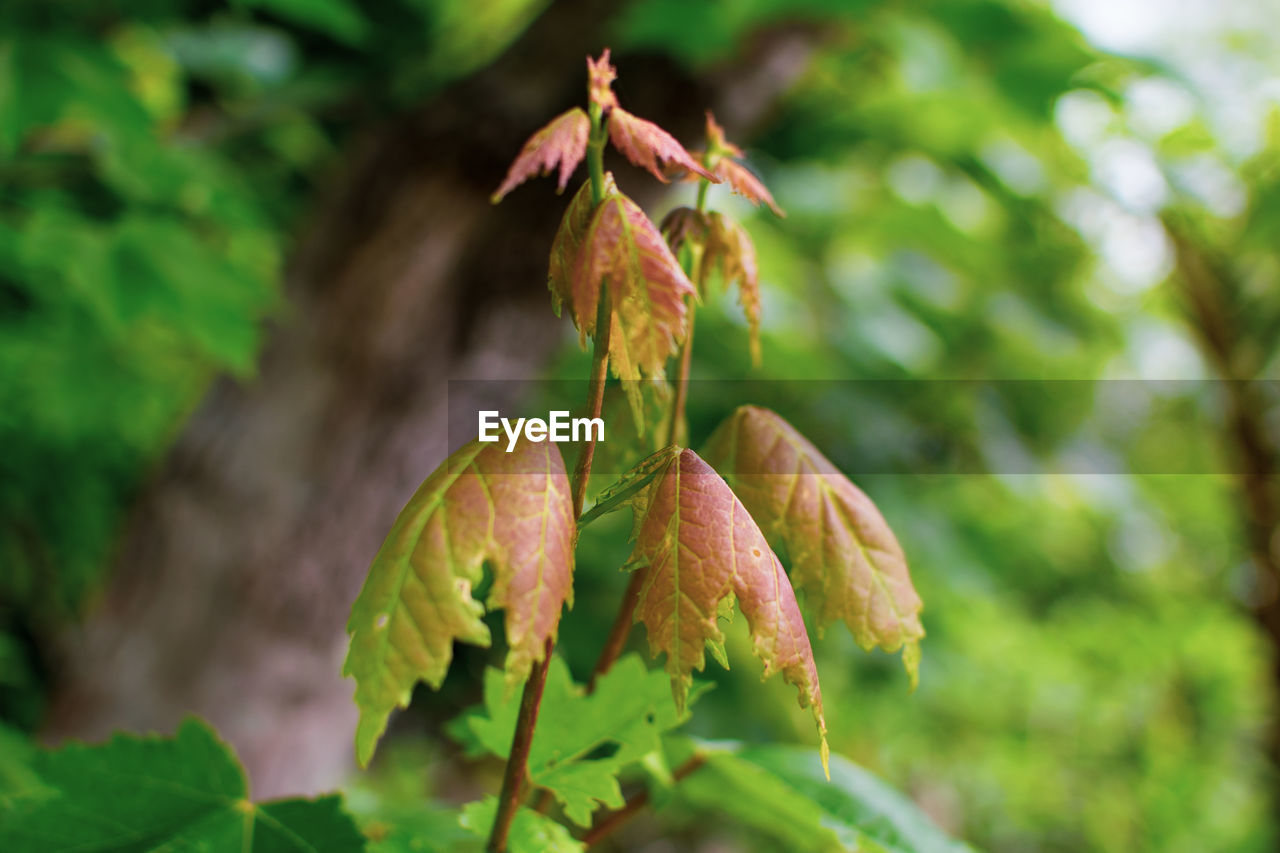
(589, 179), (710, 690)
(587, 569), (644, 691)
(581, 754), (707, 847)
(487, 103), (614, 853)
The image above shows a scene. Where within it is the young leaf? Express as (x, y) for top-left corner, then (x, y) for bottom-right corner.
(661, 207), (762, 366)
(714, 157), (786, 217)
(586, 49), (619, 112)
(344, 437), (575, 767)
(460, 798), (582, 853)
(548, 175), (609, 338)
(617, 447), (828, 767)
(551, 176), (695, 425)
(450, 654), (708, 826)
(704, 211), (762, 367)
(0, 717), (366, 853)
(702, 407), (924, 685)
(608, 107), (716, 184)
(491, 108), (591, 203)
(673, 742), (976, 853)
(686, 113), (785, 217)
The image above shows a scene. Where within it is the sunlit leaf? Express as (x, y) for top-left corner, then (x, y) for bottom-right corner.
(703, 406), (924, 685)
(0, 717), (365, 852)
(491, 107), (591, 202)
(344, 437), (575, 766)
(450, 654), (707, 826)
(613, 447), (828, 768)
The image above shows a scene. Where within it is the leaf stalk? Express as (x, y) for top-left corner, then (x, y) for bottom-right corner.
(487, 100), (615, 853)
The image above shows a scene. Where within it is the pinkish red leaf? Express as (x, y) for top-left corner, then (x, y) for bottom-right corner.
(344, 437), (575, 766)
(619, 447), (828, 769)
(609, 107), (717, 185)
(715, 158), (785, 217)
(491, 107), (591, 203)
(587, 49), (619, 112)
(702, 407), (924, 686)
(551, 177), (694, 425)
(661, 207), (763, 367)
(704, 212), (762, 366)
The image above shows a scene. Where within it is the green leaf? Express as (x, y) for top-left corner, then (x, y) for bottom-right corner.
(0, 717), (365, 852)
(459, 797), (582, 853)
(451, 654), (707, 827)
(344, 437), (575, 767)
(675, 743), (976, 853)
(703, 406), (925, 686)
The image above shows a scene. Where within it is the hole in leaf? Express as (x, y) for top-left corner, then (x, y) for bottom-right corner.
(583, 740), (621, 762)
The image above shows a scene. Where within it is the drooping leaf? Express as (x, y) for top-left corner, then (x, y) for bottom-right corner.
(713, 157), (786, 217)
(608, 107), (716, 184)
(704, 211), (762, 367)
(673, 742), (975, 853)
(661, 206), (762, 366)
(613, 447), (828, 767)
(702, 406), (924, 686)
(0, 717), (366, 853)
(550, 177), (694, 426)
(450, 654), (708, 827)
(459, 797), (582, 853)
(659, 206), (711, 258)
(684, 113), (785, 216)
(548, 175), (608, 335)
(491, 107), (591, 202)
(344, 437), (575, 766)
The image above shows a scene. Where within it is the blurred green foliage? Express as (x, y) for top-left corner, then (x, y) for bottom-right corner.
(2, 0), (1278, 851)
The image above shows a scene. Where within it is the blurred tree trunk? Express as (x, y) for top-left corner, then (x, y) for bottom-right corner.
(1164, 215), (1280, 772)
(43, 6), (812, 798)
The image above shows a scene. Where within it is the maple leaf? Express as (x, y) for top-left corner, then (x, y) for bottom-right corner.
(612, 447), (828, 769)
(0, 718), (365, 853)
(491, 108), (591, 203)
(587, 49), (619, 112)
(343, 437), (575, 766)
(660, 207), (762, 367)
(460, 798), (583, 852)
(549, 176), (694, 426)
(451, 654), (708, 826)
(682, 113), (785, 217)
(608, 107), (717, 184)
(702, 406), (924, 686)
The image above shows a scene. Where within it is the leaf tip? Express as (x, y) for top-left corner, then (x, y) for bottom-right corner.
(902, 639), (921, 692)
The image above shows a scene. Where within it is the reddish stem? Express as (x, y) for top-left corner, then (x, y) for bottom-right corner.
(581, 754), (707, 847)
(488, 286), (613, 851)
(587, 570), (644, 691)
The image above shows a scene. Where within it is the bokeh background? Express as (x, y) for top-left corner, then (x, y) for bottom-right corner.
(2, 0), (1279, 850)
